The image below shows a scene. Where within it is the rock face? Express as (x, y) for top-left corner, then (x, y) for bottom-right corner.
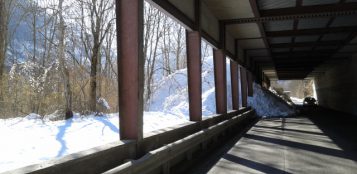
(248, 83), (296, 117)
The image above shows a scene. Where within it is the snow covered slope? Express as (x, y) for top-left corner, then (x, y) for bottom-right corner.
(147, 56), (219, 117)
(248, 83), (296, 117)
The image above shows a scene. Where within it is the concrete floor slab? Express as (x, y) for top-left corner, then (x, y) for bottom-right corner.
(190, 117), (357, 174)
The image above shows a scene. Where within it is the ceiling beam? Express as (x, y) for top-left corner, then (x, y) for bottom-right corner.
(221, 3), (357, 24)
(148, 0), (194, 29)
(260, 3), (357, 17)
(222, 11), (357, 24)
(248, 0), (272, 71)
(272, 51), (335, 56)
(271, 40), (343, 48)
(266, 26), (357, 37)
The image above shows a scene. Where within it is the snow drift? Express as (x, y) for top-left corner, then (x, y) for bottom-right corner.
(248, 83), (296, 117)
(147, 56), (219, 117)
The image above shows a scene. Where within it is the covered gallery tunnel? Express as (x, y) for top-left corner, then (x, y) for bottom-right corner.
(8, 0), (357, 173)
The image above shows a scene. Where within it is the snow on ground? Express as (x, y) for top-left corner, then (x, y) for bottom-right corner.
(0, 57), (220, 172)
(0, 56), (296, 172)
(248, 83), (296, 117)
(291, 97), (304, 105)
(0, 112), (189, 172)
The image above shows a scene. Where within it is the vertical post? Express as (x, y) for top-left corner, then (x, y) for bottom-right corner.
(230, 60), (239, 110)
(214, 49), (227, 114)
(186, 31), (202, 121)
(117, 0), (144, 140)
(240, 66), (248, 107)
(247, 71), (254, 97)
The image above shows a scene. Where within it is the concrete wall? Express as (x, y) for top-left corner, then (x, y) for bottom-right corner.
(314, 56), (357, 116)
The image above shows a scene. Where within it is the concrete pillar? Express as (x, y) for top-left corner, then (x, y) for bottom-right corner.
(116, 0), (144, 140)
(230, 60), (239, 110)
(186, 31), (202, 121)
(213, 49), (227, 114)
(240, 66), (248, 107)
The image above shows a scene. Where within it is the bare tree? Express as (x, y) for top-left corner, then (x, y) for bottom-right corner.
(143, 4), (164, 108)
(78, 0), (114, 112)
(58, 0), (73, 119)
(0, 0), (6, 101)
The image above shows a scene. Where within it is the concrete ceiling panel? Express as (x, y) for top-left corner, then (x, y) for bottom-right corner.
(298, 18), (330, 29)
(331, 15), (357, 27)
(203, 0), (255, 19)
(258, 0), (296, 10)
(269, 37), (292, 44)
(350, 36), (357, 43)
(247, 49), (270, 56)
(226, 32), (236, 54)
(168, 0), (194, 20)
(202, 1), (220, 41)
(302, 0), (339, 6)
(252, 56), (272, 61)
(339, 45), (357, 52)
(238, 39), (266, 49)
(295, 35), (320, 42)
(227, 23), (262, 39)
(264, 20), (294, 31)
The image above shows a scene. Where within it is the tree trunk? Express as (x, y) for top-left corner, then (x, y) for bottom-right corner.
(32, 2), (37, 62)
(58, 0), (73, 119)
(89, 44), (99, 112)
(0, 0), (7, 101)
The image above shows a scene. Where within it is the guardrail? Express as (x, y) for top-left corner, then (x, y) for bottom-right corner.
(104, 109), (256, 174)
(5, 107), (254, 174)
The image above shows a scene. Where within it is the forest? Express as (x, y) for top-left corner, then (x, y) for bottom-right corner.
(0, 0), (216, 119)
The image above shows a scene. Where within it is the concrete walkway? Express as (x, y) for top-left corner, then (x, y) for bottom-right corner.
(190, 117), (357, 174)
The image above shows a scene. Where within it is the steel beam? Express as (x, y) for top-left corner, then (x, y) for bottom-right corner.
(260, 3), (357, 17)
(148, 0), (194, 29)
(214, 49), (227, 114)
(240, 67), (248, 107)
(222, 8), (357, 24)
(247, 71), (253, 97)
(271, 40), (344, 48)
(117, 0), (144, 140)
(230, 61), (239, 110)
(186, 31), (202, 121)
(267, 26), (357, 37)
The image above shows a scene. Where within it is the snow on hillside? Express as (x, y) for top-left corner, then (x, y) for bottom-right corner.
(147, 56), (219, 117)
(248, 83), (296, 117)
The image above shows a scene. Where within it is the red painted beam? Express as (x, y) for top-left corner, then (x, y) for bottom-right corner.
(186, 31), (202, 121)
(214, 49), (227, 114)
(117, 0), (144, 140)
(240, 67), (248, 107)
(230, 61), (239, 110)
